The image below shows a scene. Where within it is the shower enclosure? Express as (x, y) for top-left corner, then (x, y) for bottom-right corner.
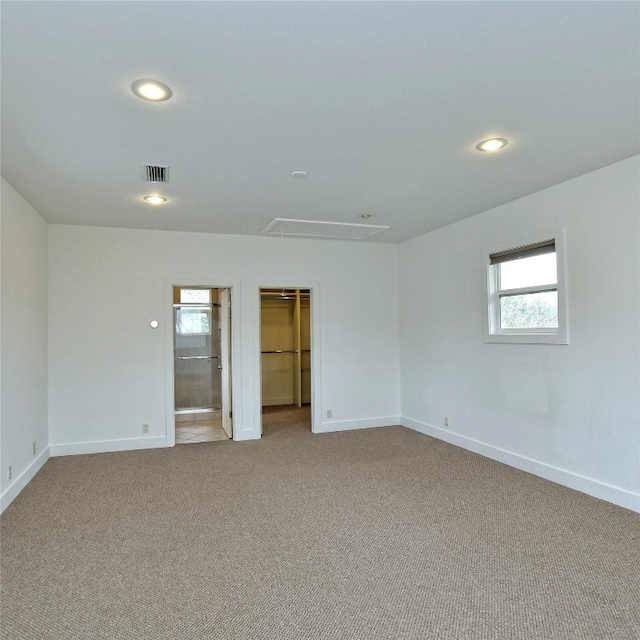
(173, 287), (232, 437)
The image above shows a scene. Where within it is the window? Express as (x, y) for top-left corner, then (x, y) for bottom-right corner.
(175, 288), (212, 335)
(176, 307), (211, 335)
(484, 228), (568, 344)
(179, 289), (211, 304)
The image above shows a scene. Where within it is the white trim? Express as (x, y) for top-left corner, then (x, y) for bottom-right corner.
(0, 447), (50, 514)
(483, 227), (569, 344)
(50, 436), (168, 457)
(229, 428), (261, 442)
(401, 416), (639, 513)
(498, 283), (557, 296)
(315, 416), (400, 434)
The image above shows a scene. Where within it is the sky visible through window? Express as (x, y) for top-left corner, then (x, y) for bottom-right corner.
(499, 253), (557, 290)
(499, 253), (558, 329)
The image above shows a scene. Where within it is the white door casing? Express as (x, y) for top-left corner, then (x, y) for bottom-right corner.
(220, 288), (232, 438)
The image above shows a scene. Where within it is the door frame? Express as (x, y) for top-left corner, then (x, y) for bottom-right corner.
(164, 278), (241, 446)
(219, 288), (232, 438)
(254, 280), (321, 435)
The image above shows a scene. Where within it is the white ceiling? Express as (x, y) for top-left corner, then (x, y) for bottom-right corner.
(2, 1), (638, 243)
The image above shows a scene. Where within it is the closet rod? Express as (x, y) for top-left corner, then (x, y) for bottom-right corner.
(261, 350), (311, 354)
(260, 296), (310, 301)
(261, 350), (299, 354)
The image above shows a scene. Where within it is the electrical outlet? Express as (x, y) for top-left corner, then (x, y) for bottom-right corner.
(33, 441), (36, 456)
(142, 423), (149, 434)
(444, 416), (450, 428)
(326, 409), (333, 419)
(7, 466), (12, 481)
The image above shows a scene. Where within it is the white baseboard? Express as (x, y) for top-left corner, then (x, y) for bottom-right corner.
(50, 435), (169, 457)
(0, 447), (50, 514)
(232, 430), (261, 442)
(314, 415), (400, 434)
(401, 416), (640, 513)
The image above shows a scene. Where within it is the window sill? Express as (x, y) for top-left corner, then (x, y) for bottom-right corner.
(484, 330), (569, 345)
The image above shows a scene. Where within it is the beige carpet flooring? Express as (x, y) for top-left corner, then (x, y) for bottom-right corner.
(1, 406), (638, 639)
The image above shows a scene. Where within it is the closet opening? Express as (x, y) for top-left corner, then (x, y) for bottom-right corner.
(260, 288), (312, 436)
(173, 286), (232, 444)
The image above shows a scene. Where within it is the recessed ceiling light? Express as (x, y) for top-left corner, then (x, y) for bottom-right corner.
(143, 195), (167, 205)
(131, 79), (173, 102)
(476, 137), (508, 152)
(290, 171), (308, 178)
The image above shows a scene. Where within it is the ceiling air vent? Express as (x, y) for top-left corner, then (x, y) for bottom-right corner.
(143, 164), (169, 183)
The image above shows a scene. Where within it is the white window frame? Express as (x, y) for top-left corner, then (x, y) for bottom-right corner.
(483, 227), (569, 344)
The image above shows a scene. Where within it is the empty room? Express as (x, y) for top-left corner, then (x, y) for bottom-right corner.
(1, 2), (638, 639)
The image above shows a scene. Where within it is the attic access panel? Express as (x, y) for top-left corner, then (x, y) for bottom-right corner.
(263, 218), (389, 241)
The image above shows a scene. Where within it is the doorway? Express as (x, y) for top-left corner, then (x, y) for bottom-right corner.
(173, 287), (232, 444)
(260, 288), (312, 436)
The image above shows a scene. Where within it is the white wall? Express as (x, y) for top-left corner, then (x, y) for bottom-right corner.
(1, 179), (50, 511)
(4, 157), (638, 514)
(399, 156), (640, 511)
(48, 226), (400, 453)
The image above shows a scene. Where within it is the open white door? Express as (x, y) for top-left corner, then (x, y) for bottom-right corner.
(220, 288), (232, 438)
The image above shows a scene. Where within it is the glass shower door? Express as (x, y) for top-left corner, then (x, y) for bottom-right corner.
(174, 301), (222, 411)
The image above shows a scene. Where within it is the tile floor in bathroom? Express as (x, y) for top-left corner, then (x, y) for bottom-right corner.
(175, 410), (229, 444)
